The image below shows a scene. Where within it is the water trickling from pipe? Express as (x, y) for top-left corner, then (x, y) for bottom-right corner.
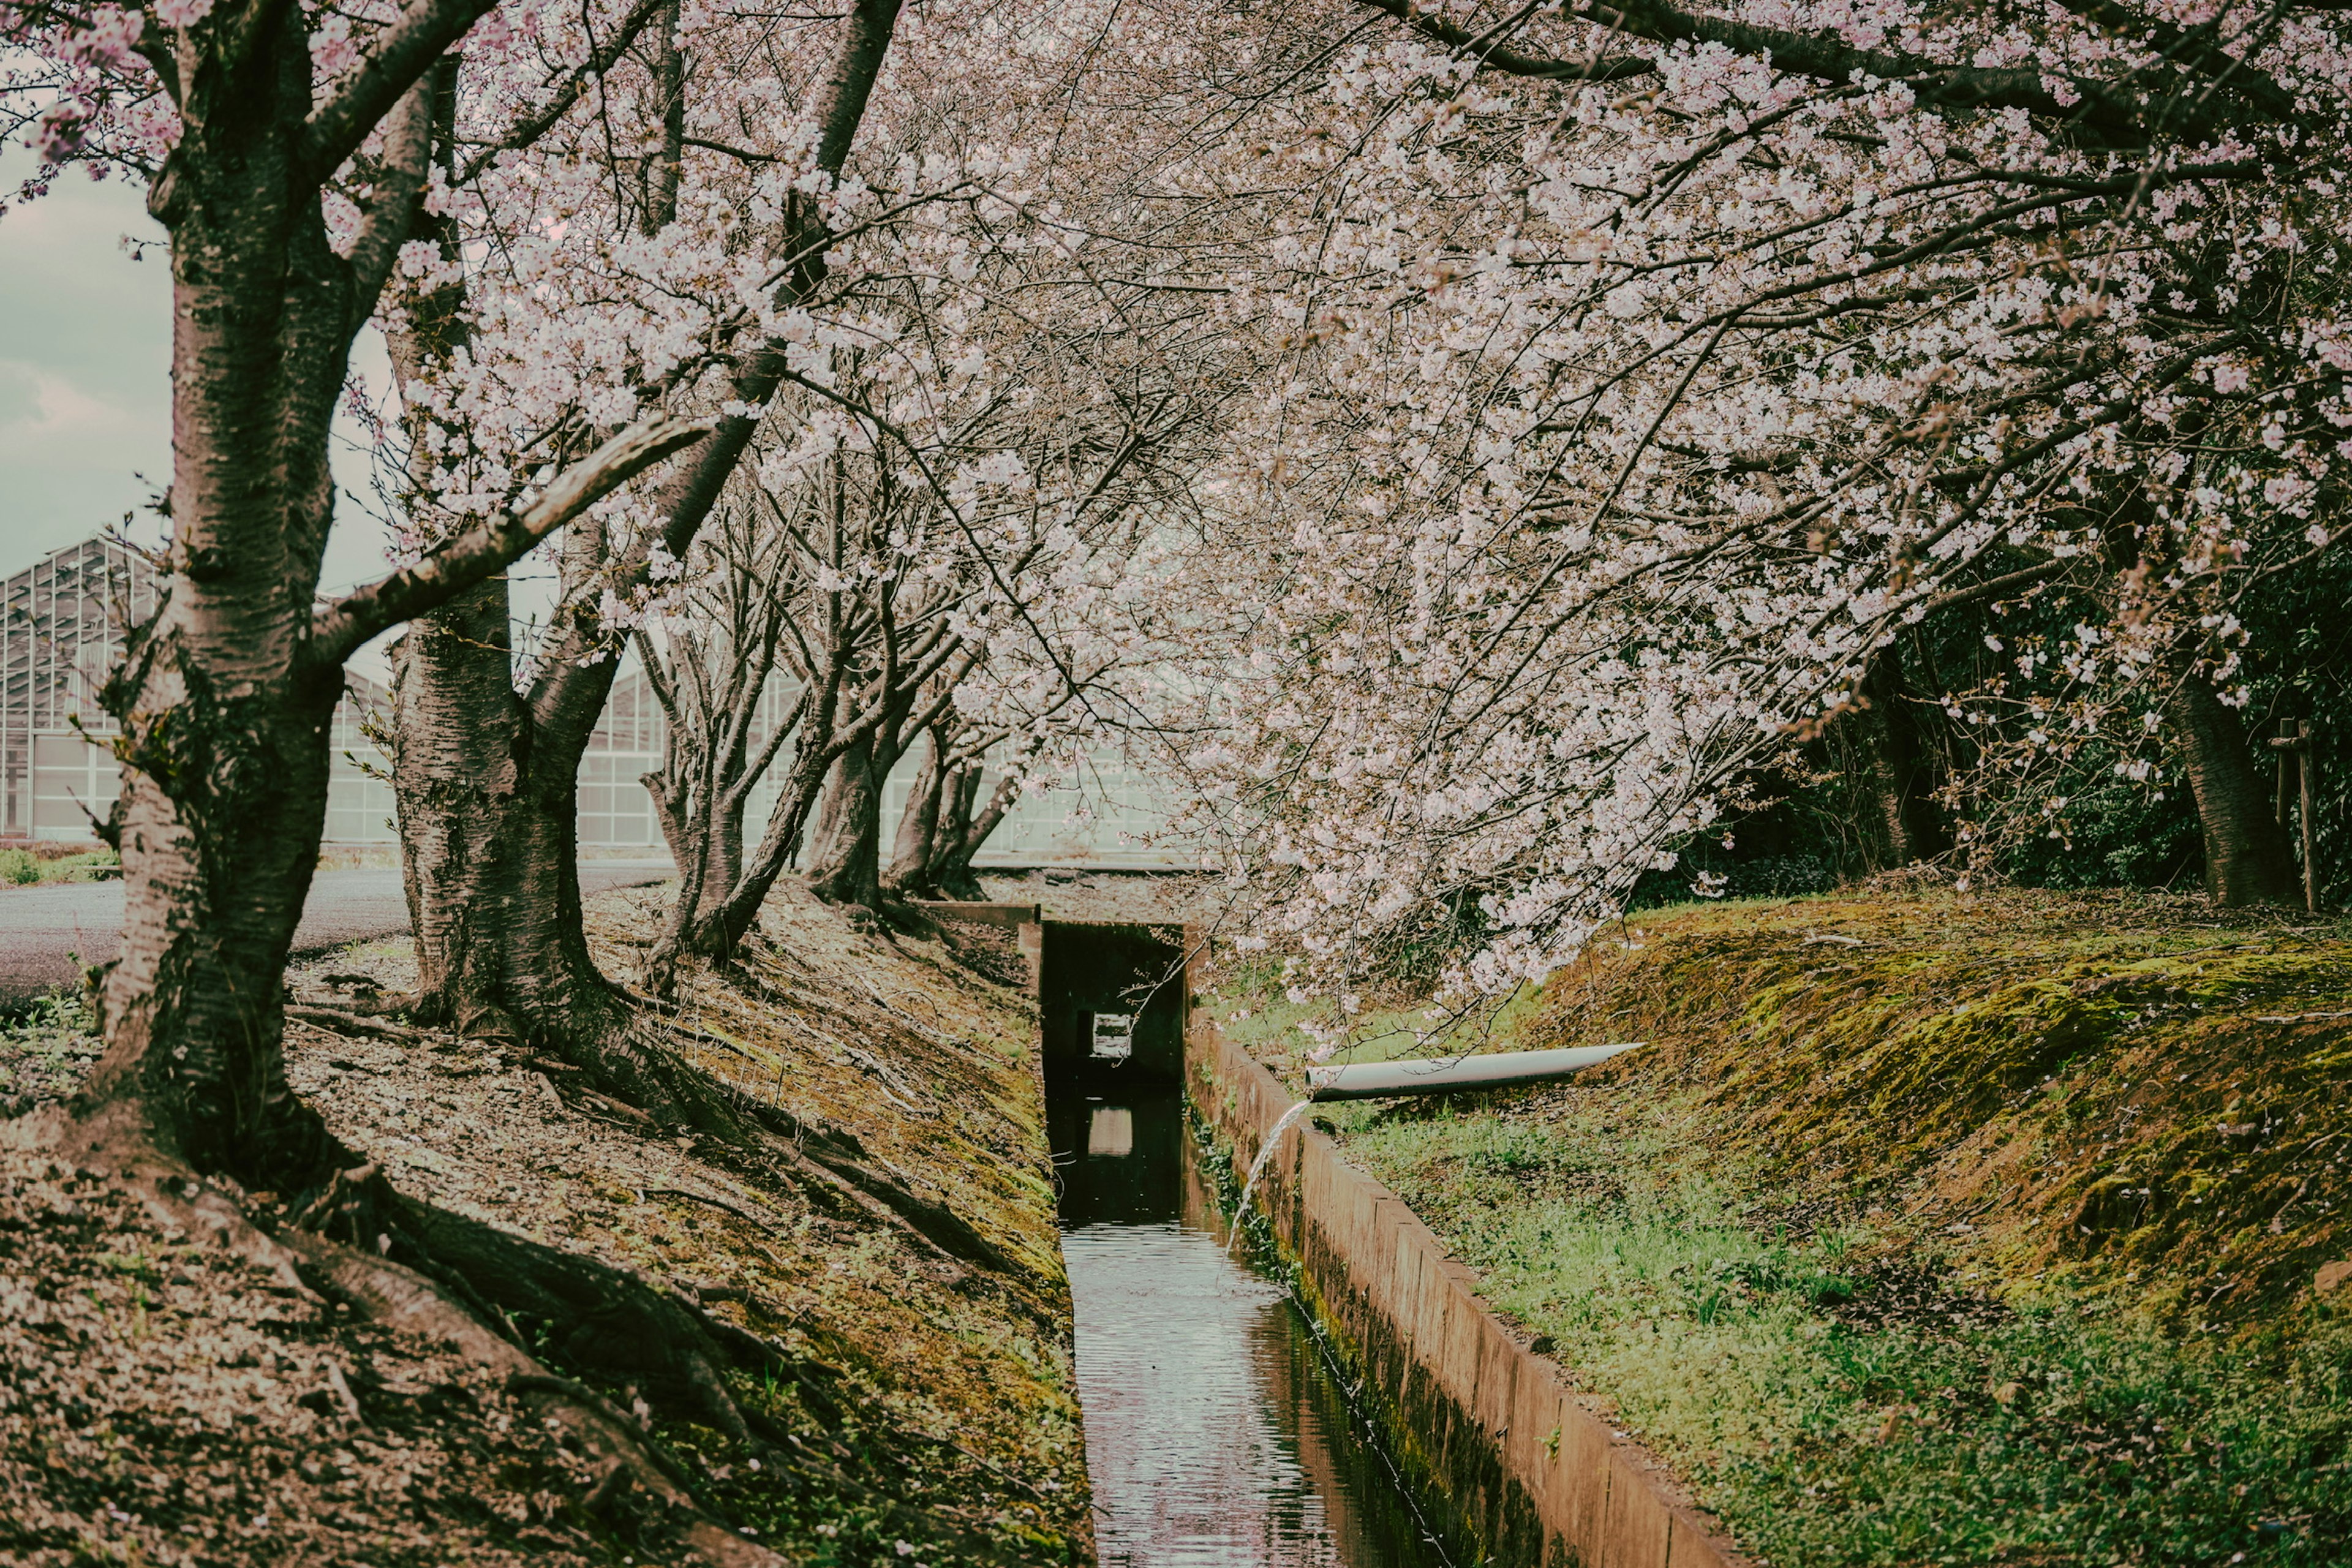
(1227, 1096), (1314, 1257)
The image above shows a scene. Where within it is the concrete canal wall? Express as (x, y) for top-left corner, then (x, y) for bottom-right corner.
(1185, 971), (1748, 1568)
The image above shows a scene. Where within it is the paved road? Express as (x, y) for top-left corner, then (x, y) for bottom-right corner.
(0, 861), (671, 1005)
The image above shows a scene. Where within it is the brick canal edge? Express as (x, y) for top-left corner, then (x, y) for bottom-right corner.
(1183, 935), (1754, 1568)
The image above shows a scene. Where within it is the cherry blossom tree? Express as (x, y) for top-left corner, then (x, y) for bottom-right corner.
(379, 0), (913, 1054)
(633, 495), (803, 967)
(1163, 0), (2352, 1012)
(0, 1), (863, 1554)
(0, 0), (710, 1172)
(380, 0), (1234, 1013)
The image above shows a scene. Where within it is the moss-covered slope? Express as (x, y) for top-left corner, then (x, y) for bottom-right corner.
(0, 880), (1088, 1568)
(1534, 890), (2352, 1321)
(1208, 890), (2352, 1567)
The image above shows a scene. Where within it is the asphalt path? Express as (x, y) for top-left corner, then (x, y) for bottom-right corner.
(0, 861), (671, 1006)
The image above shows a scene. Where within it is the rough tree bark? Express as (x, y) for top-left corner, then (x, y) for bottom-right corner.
(389, 0), (905, 1036)
(801, 655), (967, 910)
(666, 663), (848, 967)
(883, 729), (1021, 900)
(2166, 664), (2305, 907)
(639, 479), (875, 990)
(62, 17), (696, 1186)
(928, 765), (1019, 900)
(638, 635), (804, 989)
(805, 733), (889, 908)
(390, 577), (624, 1042)
(2098, 489), (2304, 908)
(1858, 645), (1948, 869)
(64, 5), (401, 1191)
(883, 728), (948, 895)
(380, 63), (626, 1046)
(673, 575), (976, 955)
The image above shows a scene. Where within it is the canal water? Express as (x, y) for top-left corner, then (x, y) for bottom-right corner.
(1050, 1087), (1442, 1568)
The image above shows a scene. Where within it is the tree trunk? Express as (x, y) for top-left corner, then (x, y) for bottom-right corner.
(703, 729), (749, 919)
(2166, 668), (2305, 907)
(390, 577), (624, 1044)
(884, 729), (946, 895)
(70, 7), (383, 1192)
(638, 736), (738, 996)
(390, 0), (905, 1010)
(78, 665), (349, 1186)
(678, 660), (847, 962)
(1860, 646), (1947, 867)
(643, 794), (712, 997)
(805, 734), (885, 908)
(928, 766), (1012, 902)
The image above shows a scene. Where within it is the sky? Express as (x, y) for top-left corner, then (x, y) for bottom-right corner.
(1, 157), (408, 667)
(0, 164), (171, 563)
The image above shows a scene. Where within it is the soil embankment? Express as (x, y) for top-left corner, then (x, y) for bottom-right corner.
(0, 881), (1089, 1566)
(1205, 889), (2352, 1567)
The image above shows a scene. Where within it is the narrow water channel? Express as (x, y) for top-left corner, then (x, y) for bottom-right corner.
(1050, 1087), (1441, 1568)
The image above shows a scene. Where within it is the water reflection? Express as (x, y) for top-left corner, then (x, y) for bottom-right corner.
(1052, 1090), (1439, 1568)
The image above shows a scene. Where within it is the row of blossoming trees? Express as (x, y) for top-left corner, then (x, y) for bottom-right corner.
(1145, 0), (2352, 1009)
(0, 0), (1215, 1536)
(1, 0), (2345, 1532)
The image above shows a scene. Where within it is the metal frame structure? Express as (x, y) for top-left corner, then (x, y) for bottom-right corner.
(3, 537), (1186, 862)
(0, 538), (402, 845)
(0, 537), (154, 839)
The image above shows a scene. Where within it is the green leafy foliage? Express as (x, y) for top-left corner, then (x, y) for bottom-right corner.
(0, 987), (101, 1115)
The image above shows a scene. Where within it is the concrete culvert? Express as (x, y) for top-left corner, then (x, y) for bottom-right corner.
(1035, 920), (1188, 1084)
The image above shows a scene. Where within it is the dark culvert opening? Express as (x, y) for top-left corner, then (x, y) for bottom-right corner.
(1036, 919), (1188, 1085)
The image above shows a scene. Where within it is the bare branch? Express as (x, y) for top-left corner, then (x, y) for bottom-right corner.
(307, 417), (712, 669)
(344, 75), (434, 336)
(454, 0), (674, 186)
(1920, 558), (2070, 615)
(1354, 0), (2176, 138)
(1350, 0), (1654, 82)
(303, 0), (500, 184)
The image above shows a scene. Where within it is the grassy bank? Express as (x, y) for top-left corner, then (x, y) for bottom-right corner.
(0, 881), (1087, 1566)
(1205, 890), (2352, 1567)
(0, 842), (117, 886)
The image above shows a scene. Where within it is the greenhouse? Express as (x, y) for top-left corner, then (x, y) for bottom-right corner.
(2, 537), (1172, 861)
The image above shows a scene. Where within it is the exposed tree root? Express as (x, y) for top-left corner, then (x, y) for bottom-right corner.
(336, 1162), (1038, 1559)
(312, 986), (430, 1018)
(47, 1112), (785, 1566)
(42, 1098), (1049, 1564)
(289, 940), (1036, 1293)
(728, 1089), (1020, 1277)
(285, 1003), (432, 1041)
(527, 1000), (1031, 1285)
(290, 973), (1025, 1288)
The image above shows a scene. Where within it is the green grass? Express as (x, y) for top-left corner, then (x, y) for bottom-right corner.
(1203, 890), (2352, 1567)
(0, 845), (119, 887)
(1320, 1095), (2352, 1566)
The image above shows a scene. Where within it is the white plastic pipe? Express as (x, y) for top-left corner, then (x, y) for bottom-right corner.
(1305, 1041), (1644, 1101)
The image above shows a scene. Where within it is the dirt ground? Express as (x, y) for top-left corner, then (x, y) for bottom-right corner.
(0, 879), (1091, 1567)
